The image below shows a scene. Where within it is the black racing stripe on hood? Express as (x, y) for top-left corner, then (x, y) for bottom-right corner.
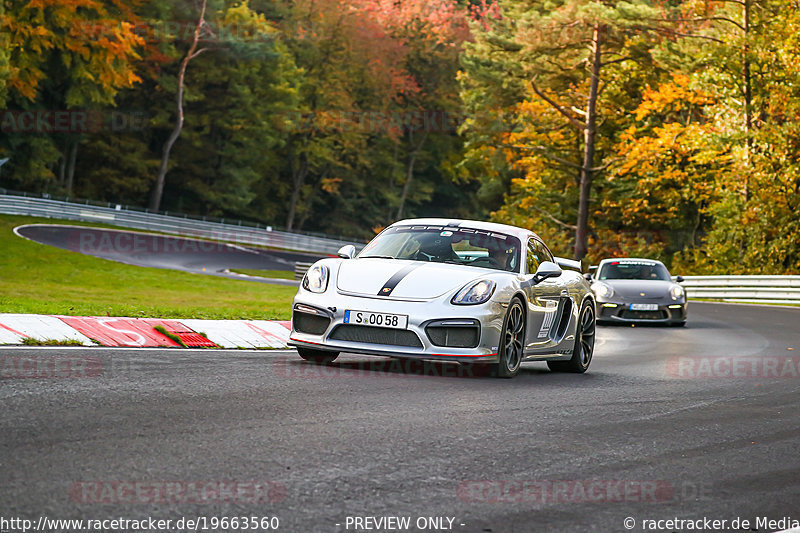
(377, 263), (422, 296)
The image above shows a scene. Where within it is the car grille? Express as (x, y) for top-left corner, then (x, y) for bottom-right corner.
(293, 311), (331, 335)
(620, 309), (667, 320)
(425, 326), (480, 348)
(329, 325), (423, 348)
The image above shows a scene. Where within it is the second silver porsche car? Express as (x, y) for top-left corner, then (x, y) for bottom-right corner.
(590, 258), (687, 326)
(287, 219), (596, 378)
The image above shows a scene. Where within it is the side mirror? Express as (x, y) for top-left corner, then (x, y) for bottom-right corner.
(675, 275), (684, 283)
(337, 245), (356, 259)
(583, 273), (593, 281)
(533, 261), (562, 284)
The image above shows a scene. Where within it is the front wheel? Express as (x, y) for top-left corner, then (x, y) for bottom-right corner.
(548, 300), (595, 373)
(491, 298), (526, 378)
(297, 347), (339, 364)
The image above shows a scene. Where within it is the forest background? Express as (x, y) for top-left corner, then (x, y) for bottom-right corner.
(2, 0), (799, 272)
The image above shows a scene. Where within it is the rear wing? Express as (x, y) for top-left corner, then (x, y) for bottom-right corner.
(554, 256), (583, 273)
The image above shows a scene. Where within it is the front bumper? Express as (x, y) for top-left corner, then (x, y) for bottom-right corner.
(288, 291), (505, 363)
(596, 300), (687, 324)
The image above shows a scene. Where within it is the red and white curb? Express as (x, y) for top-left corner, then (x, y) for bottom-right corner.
(0, 314), (291, 349)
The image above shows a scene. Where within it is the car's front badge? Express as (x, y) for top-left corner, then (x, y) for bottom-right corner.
(377, 263), (423, 296)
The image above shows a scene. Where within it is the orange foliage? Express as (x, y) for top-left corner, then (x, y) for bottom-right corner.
(3, 0), (144, 102)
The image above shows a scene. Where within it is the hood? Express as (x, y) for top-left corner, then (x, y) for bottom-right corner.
(600, 279), (676, 299)
(336, 258), (492, 299)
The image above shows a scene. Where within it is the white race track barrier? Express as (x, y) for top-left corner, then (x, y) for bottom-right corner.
(678, 275), (800, 305)
(0, 314), (95, 346)
(0, 314), (292, 349)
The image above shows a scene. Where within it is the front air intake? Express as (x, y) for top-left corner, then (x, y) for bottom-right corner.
(425, 319), (480, 348)
(329, 325), (423, 348)
(293, 309), (331, 335)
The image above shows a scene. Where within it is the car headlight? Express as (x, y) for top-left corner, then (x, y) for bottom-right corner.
(303, 264), (329, 293)
(452, 280), (496, 305)
(670, 285), (685, 300)
(592, 282), (613, 298)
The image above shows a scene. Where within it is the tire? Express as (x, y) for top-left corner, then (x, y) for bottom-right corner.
(548, 300), (595, 374)
(670, 321), (687, 327)
(297, 347), (339, 364)
(491, 298), (526, 378)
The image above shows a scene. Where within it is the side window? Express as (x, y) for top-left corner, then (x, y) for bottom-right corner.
(527, 239), (553, 274)
(526, 240), (541, 274)
(534, 239), (554, 263)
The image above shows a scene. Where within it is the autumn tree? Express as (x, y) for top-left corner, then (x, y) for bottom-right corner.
(276, 0), (475, 233)
(1, 0), (144, 193)
(0, 1), (9, 109)
(673, 0), (800, 273)
(369, 0), (471, 220)
(460, 0), (688, 261)
(600, 74), (724, 259)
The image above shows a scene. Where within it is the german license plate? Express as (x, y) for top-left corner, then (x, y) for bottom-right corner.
(344, 310), (408, 329)
(630, 303), (658, 311)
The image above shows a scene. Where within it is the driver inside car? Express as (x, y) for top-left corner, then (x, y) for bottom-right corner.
(488, 243), (514, 271)
(413, 233), (460, 263)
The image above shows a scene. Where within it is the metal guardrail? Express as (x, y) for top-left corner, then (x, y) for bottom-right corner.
(677, 275), (800, 304)
(0, 194), (365, 256)
(294, 261), (315, 281)
(4, 193), (795, 302)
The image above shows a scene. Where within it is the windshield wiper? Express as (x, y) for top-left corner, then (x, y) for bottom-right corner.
(361, 255), (396, 259)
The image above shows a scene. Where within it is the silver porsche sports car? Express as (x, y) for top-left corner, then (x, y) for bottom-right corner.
(590, 258), (687, 326)
(287, 219), (596, 378)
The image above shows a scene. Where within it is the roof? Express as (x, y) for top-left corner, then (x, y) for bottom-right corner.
(391, 218), (540, 243)
(598, 257), (666, 265)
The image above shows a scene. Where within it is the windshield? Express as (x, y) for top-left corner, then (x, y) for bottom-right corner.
(359, 225), (521, 272)
(598, 261), (671, 281)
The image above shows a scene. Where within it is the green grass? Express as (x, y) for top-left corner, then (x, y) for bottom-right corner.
(0, 215), (295, 319)
(152, 325), (189, 347)
(229, 268), (295, 280)
(21, 338), (88, 346)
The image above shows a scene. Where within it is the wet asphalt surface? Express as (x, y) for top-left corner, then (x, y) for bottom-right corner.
(15, 224), (326, 285)
(1, 302), (799, 532)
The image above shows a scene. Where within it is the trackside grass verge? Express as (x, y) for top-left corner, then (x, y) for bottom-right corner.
(0, 215), (295, 319)
(21, 338), (89, 346)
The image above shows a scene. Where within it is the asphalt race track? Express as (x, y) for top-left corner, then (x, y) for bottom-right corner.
(15, 224), (325, 285)
(2, 302), (799, 533)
